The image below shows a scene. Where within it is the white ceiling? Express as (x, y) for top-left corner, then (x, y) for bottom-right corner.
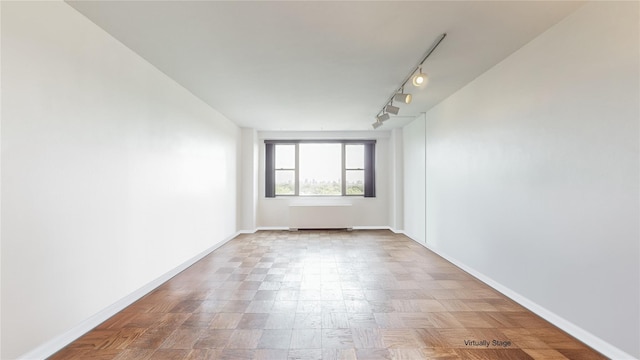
(66, 1), (583, 131)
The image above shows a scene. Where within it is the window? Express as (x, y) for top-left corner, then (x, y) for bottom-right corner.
(299, 143), (342, 196)
(345, 144), (364, 195)
(274, 144), (296, 195)
(265, 140), (375, 197)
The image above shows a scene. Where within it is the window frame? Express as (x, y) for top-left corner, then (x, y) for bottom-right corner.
(265, 139), (376, 198)
(343, 143), (365, 196)
(274, 143), (298, 196)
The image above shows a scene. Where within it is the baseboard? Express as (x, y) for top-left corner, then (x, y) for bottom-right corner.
(351, 225), (389, 230)
(237, 229), (257, 234)
(404, 235), (637, 360)
(255, 226), (289, 231)
(253, 226), (400, 233)
(18, 232), (241, 360)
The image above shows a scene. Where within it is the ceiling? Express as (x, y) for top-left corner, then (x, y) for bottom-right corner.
(66, 1), (583, 132)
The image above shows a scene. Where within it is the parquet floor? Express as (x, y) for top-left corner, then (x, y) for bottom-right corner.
(50, 230), (607, 360)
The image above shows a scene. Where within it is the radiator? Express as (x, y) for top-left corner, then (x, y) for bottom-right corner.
(288, 203), (353, 230)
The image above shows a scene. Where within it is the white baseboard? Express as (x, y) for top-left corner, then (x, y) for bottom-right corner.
(352, 225), (392, 230)
(404, 235), (637, 360)
(388, 227), (406, 234)
(237, 229), (257, 234)
(18, 232), (241, 360)
(255, 226), (289, 231)
(254, 226), (398, 232)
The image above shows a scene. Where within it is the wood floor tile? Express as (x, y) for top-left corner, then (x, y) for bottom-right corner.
(65, 330), (119, 350)
(288, 348), (323, 360)
(148, 349), (189, 360)
(528, 328), (593, 350)
(181, 312), (217, 329)
(355, 348), (392, 359)
(218, 349), (255, 360)
(236, 313), (269, 329)
(380, 329), (422, 349)
(220, 300), (251, 313)
(322, 329), (354, 348)
(265, 312), (296, 329)
(226, 329), (262, 349)
(388, 348), (430, 360)
(159, 328), (203, 349)
(351, 328), (384, 349)
(322, 312), (350, 329)
(299, 290), (322, 301)
(449, 311), (495, 328)
(72, 349), (134, 360)
(321, 348), (357, 360)
(258, 329), (292, 349)
(454, 348), (534, 360)
(184, 349), (221, 360)
(500, 328), (552, 349)
(48, 347), (89, 360)
(398, 313), (434, 328)
(272, 300), (298, 313)
(295, 312), (323, 329)
(192, 329), (233, 349)
(373, 313), (405, 329)
(246, 300), (275, 313)
(169, 300), (203, 313)
(556, 349), (608, 360)
(209, 313), (242, 329)
(426, 312), (466, 328)
(522, 348), (571, 359)
(255, 349), (289, 360)
(290, 329), (322, 349)
(50, 230), (604, 360)
(254, 290), (278, 300)
(112, 349), (155, 360)
(347, 312), (377, 328)
(419, 347), (461, 359)
(126, 328), (175, 349)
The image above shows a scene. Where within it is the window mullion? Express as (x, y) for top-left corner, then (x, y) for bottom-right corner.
(341, 143), (347, 196)
(295, 143), (300, 196)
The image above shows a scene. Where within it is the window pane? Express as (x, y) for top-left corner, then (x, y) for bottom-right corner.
(275, 144), (295, 169)
(275, 170), (295, 195)
(345, 144), (364, 169)
(299, 143), (341, 196)
(346, 170), (364, 195)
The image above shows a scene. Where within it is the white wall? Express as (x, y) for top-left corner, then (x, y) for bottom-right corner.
(406, 1), (639, 358)
(256, 131), (391, 229)
(403, 114), (426, 242)
(389, 128), (403, 230)
(239, 128), (259, 231)
(1, 2), (239, 358)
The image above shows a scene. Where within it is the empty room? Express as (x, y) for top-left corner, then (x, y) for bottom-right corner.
(1, 1), (638, 359)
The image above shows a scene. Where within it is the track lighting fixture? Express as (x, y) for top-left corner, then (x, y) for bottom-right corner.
(393, 90), (412, 104)
(412, 67), (428, 87)
(377, 112), (390, 122)
(372, 33), (446, 129)
(385, 104), (400, 115)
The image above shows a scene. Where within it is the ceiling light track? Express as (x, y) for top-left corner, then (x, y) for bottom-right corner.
(372, 33), (447, 129)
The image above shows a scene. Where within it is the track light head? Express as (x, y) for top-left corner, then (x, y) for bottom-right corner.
(385, 104), (400, 115)
(372, 120), (383, 129)
(377, 113), (390, 122)
(393, 93), (412, 104)
(412, 68), (428, 87)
